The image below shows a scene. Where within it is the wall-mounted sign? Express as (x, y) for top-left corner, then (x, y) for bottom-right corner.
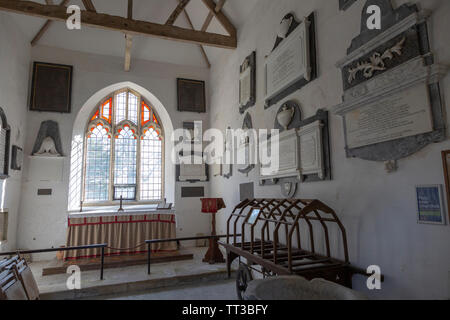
(415, 185), (446, 225)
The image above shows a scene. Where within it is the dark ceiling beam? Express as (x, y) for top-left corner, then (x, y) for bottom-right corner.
(31, 0), (70, 47)
(0, 0), (237, 49)
(166, 0), (190, 26)
(200, 0), (235, 36)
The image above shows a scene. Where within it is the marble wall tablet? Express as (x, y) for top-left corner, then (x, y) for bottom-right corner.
(332, 0), (448, 162)
(264, 12), (317, 109)
(299, 120), (325, 179)
(179, 163), (207, 182)
(265, 18), (311, 102)
(260, 129), (301, 183)
(345, 83), (433, 149)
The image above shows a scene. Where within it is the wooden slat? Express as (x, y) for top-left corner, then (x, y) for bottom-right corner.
(201, 0), (225, 32)
(81, 0), (96, 13)
(180, 2), (210, 68)
(0, 0), (237, 49)
(127, 0), (133, 20)
(200, 0), (235, 36)
(30, 0), (70, 47)
(166, 0), (190, 26)
(124, 34), (132, 71)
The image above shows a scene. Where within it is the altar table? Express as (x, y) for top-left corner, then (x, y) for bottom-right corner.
(65, 212), (177, 260)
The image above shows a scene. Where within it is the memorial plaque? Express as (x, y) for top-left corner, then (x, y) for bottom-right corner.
(260, 129), (300, 180)
(239, 51), (256, 114)
(179, 164), (207, 182)
(345, 84), (433, 149)
(265, 21), (310, 101)
(240, 68), (251, 106)
(299, 120), (324, 179)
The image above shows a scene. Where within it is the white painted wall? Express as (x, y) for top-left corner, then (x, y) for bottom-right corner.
(0, 13), (30, 253)
(16, 46), (212, 259)
(208, 0), (450, 299)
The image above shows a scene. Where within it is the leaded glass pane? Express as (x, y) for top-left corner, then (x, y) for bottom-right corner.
(114, 126), (137, 199)
(128, 93), (138, 124)
(140, 128), (162, 201)
(115, 92), (127, 124)
(85, 125), (110, 202)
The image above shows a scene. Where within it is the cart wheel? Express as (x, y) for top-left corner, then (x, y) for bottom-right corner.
(236, 264), (253, 300)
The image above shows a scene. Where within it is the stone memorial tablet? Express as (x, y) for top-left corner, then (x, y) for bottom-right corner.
(345, 83), (433, 149)
(265, 20), (310, 101)
(179, 163), (207, 182)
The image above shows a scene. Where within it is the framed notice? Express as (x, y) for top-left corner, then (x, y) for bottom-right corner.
(30, 62), (73, 113)
(415, 185), (446, 225)
(177, 78), (206, 113)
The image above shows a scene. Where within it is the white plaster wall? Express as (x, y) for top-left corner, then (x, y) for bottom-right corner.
(16, 46), (211, 259)
(0, 13), (30, 253)
(209, 0), (450, 299)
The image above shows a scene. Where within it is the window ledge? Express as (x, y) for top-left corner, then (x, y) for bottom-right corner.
(68, 204), (175, 218)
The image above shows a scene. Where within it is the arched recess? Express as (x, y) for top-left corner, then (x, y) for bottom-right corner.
(68, 82), (175, 210)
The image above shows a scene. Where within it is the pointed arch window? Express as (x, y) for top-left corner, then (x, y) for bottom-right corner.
(83, 89), (164, 204)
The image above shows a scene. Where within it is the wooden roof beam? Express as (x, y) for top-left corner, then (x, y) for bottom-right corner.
(181, 6), (210, 68)
(201, 0), (226, 32)
(124, 34), (132, 71)
(127, 0), (133, 20)
(31, 0), (70, 47)
(81, 0), (96, 13)
(166, 0), (190, 26)
(200, 0), (235, 36)
(0, 0), (236, 49)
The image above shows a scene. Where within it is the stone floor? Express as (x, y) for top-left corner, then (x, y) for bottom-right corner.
(86, 279), (237, 300)
(29, 247), (238, 300)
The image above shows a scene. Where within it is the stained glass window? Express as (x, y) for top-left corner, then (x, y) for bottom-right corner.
(115, 92), (127, 124)
(85, 124), (111, 202)
(84, 89), (163, 204)
(128, 93), (138, 124)
(114, 126), (137, 200)
(140, 128), (162, 201)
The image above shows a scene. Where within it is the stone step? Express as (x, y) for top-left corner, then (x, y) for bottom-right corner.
(40, 269), (235, 300)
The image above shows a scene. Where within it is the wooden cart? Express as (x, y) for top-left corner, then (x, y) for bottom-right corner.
(219, 198), (371, 299)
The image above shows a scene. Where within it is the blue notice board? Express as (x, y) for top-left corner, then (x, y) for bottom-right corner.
(416, 185), (446, 225)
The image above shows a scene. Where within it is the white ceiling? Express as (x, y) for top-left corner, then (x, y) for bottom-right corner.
(6, 0), (260, 68)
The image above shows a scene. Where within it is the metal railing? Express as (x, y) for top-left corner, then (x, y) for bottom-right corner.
(0, 234), (241, 280)
(0, 244), (108, 280)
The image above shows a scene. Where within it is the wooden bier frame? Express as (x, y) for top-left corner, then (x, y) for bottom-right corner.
(219, 198), (377, 297)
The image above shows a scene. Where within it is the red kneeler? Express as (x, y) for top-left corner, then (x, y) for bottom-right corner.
(201, 198), (226, 264)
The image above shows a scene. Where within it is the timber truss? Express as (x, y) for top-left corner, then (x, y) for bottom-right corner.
(0, 0), (236, 70)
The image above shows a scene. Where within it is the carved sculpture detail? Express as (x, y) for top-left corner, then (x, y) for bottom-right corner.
(34, 136), (61, 157)
(347, 37), (405, 84)
(277, 104), (295, 130)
